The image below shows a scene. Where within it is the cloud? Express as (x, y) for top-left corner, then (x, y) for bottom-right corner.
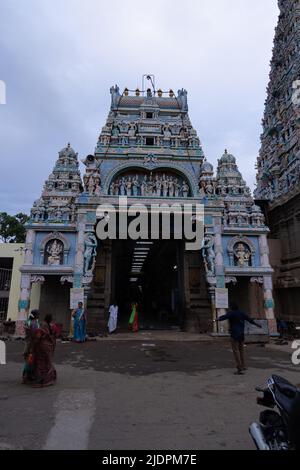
(0, 0), (278, 213)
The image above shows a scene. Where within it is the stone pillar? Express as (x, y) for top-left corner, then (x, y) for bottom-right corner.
(208, 287), (218, 334)
(214, 230), (224, 274)
(15, 273), (31, 337)
(213, 224), (229, 334)
(73, 216), (86, 288)
(15, 230), (36, 336)
(74, 219), (85, 276)
(263, 275), (277, 335)
(259, 235), (277, 334)
(259, 234), (271, 267)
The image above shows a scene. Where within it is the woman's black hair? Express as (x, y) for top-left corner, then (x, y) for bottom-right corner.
(30, 309), (39, 319)
(44, 314), (53, 324)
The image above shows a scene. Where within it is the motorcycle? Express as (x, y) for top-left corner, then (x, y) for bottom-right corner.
(249, 375), (300, 450)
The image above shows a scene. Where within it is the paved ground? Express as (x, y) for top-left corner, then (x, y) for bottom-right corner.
(0, 333), (299, 450)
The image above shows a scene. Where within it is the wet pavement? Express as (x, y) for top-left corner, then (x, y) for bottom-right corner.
(0, 335), (299, 450)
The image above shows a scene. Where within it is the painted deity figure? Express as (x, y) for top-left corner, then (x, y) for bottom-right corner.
(126, 176), (132, 196)
(94, 183), (101, 196)
(168, 176), (175, 197)
(155, 176), (162, 197)
(83, 234), (97, 274)
(202, 236), (215, 277)
(182, 181), (189, 198)
(147, 175), (154, 196)
(83, 174), (89, 191)
(114, 179), (120, 196)
(132, 175), (140, 196)
(109, 182), (115, 196)
(119, 178), (126, 196)
(58, 180), (67, 190)
(199, 181), (206, 199)
(235, 243), (251, 268)
(47, 240), (63, 265)
(110, 84), (120, 108)
(55, 207), (63, 221)
(88, 177), (95, 194)
(141, 175), (147, 196)
(206, 181), (214, 197)
(163, 124), (171, 138)
(128, 124), (136, 138)
(162, 177), (169, 197)
(174, 178), (180, 197)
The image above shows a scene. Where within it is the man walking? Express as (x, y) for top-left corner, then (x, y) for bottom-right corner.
(214, 302), (262, 375)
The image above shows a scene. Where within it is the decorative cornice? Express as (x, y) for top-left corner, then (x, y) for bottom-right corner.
(30, 275), (45, 284)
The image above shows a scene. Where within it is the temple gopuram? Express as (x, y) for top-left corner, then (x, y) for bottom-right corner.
(255, 0), (300, 322)
(17, 83), (276, 336)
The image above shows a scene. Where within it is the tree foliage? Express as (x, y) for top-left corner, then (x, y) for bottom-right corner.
(0, 212), (29, 243)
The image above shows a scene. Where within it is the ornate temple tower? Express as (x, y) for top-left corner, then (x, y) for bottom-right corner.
(17, 144), (82, 334)
(255, 0), (300, 320)
(18, 84), (276, 335)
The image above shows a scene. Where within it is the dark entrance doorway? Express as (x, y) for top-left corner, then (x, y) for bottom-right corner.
(111, 240), (185, 330)
(227, 277), (264, 318)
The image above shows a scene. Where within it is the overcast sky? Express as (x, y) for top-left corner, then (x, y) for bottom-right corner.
(0, 0), (279, 215)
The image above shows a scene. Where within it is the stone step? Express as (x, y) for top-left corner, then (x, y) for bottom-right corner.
(87, 308), (105, 314)
(87, 300), (105, 307)
(88, 293), (105, 300)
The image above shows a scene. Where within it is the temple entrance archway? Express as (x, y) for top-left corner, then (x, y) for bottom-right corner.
(111, 239), (185, 330)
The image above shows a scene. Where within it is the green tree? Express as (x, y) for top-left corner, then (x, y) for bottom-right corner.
(0, 212), (29, 243)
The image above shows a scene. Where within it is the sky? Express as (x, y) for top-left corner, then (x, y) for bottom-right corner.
(0, 0), (279, 215)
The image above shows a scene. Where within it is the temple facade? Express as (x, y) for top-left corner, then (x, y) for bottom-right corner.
(17, 85), (276, 335)
(255, 0), (300, 321)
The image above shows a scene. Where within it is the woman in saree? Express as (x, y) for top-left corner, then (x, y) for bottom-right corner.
(30, 314), (57, 388)
(72, 301), (87, 343)
(22, 310), (40, 384)
(128, 301), (139, 332)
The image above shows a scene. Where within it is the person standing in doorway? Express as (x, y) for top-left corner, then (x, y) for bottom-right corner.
(128, 301), (139, 332)
(72, 302), (87, 343)
(108, 301), (118, 334)
(214, 302), (262, 375)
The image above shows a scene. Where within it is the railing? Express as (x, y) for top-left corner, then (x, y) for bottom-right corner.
(0, 268), (12, 291)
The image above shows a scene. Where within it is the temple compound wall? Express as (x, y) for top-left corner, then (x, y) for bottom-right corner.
(16, 85), (277, 336)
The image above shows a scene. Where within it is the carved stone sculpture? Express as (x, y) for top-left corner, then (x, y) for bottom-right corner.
(83, 233), (97, 274)
(202, 236), (216, 277)
(234, 243), (251, 267)
(47, 240), (63, 265)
